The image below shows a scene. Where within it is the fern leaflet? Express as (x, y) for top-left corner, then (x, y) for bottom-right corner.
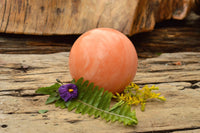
(67, 78), (138, 125)
(36, 78), (138, 126)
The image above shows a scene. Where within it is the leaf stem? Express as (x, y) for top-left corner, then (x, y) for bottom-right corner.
(77, 99), (136, 122)
(56, 79), (64, 85)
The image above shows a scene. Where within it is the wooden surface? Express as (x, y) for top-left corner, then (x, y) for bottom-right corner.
(132, 13), (200, 58)
(0, 0), (197, 36)
(0, 13), (199, 58)
(0, 52), (200, 133)
(0, 9), (200, 133)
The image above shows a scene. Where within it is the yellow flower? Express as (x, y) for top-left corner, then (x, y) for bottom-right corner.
(113, 82), (166, 111)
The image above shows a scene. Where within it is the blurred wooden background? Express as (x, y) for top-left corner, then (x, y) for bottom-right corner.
(0, 0), (199, 36)
(0, 12), (199, 58)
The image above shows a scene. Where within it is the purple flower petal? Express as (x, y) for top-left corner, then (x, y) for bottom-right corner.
(58, 84), (78, 102)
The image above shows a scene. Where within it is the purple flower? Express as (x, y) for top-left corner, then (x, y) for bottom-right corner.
(58, 84), (78, 102)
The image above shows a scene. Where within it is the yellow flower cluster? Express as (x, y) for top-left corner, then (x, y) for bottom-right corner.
(113, 82), (166, 111)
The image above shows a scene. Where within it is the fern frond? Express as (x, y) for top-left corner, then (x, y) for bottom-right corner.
(66, 78), (138, 125)
(35, 78), (138, 126)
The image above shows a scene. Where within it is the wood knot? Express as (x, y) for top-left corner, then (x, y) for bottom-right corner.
(1, 124), (8, 128)
(18, 64), (30, 73)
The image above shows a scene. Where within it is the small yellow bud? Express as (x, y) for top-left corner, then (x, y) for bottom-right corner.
(68, 89), (74, 92)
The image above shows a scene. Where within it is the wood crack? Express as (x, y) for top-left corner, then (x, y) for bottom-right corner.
(96, 14), (102, 28)
(145, 68), (184, 73)
(135, 80), (198, 86)
(121, 20), (128, 33)
(34, 14), (39, 34)
(135, 126), (200, 133)
(21, 71), (69, 76)
(23, 0), (29, 32)
(4, 1), (12, 32)
(0, 89), (38, 97)
(0, 66), (47, 73)
(6, 111), (39, 114)
(0, 0), (7, 29)
(96, 6), (106, 28)
(42, 8), (49, 33)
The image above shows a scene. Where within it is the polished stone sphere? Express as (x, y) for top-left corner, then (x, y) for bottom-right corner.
(69, 28), (138, 94)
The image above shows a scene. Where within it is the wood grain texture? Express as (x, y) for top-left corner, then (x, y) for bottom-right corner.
(0, 33), (74, 54)
(0, 12), (200, 56)
(0, 0), (197, 35)
(0, 52), (200, 132)
(173, 129), (200, 133)
(0, 0), (137, 35)
(132, 13), (200, 55)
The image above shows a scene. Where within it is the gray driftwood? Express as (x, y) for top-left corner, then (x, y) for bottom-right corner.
(0, 52), (200, 133)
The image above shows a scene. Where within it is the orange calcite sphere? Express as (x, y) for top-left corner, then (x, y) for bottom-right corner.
(69, 28), (138, 94)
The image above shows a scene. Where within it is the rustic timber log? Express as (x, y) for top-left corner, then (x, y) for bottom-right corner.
(0, 52), (200, 132)
(0, 12), (199, 57)
(131, 13), (200, 58)
(193, 0), (200, 15)
(0, 0), (199, 36)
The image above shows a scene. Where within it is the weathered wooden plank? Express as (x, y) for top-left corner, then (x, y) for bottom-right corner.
(0, 52), (71, 91)
(131, 13), (200, 57)
(135, 52), (200, 84)
(0, 52), (199, 92)
(0, 52), (200, 132)
(0, 34), (74, 54)
(0, 12), (199, 57)
(0, 0), (137, 35)
(0, 82), (200, 133)
(0, 0), (198, 35)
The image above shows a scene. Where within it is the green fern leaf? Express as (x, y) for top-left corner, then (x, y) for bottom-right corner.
(35, 78), (138, 126)
(55, 98), (67, 109)
(67, 79), (138, 126)
(36, 83), (61, 95)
